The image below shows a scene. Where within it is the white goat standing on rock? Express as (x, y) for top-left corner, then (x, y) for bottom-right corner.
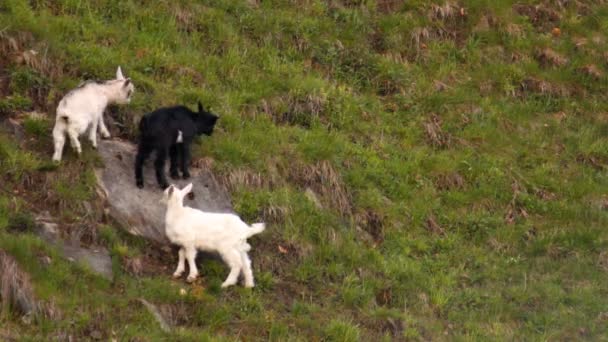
(163, 183), (266, 288)
(52, 66), (134, 162)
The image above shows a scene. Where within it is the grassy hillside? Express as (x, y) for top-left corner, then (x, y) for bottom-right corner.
(1, 0), (608, 340)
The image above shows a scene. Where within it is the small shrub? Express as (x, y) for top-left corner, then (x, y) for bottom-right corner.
(0, 95), (32, 115)
(7, 211), (36, 233)
(23, 116), (49, 137)
(324, 319), (361, 342)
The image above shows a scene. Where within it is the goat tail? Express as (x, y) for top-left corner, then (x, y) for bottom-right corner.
(246, 223), (265, 238)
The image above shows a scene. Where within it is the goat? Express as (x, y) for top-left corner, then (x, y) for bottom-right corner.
(163, 183), (265, 288)
(52, 66), (134, 162)
(135, 102), (218, 189)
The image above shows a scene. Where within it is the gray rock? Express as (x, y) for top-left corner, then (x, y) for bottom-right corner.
(35, 212), (113, 281)
(138, 298), (171, 333)
(95, 139), (233, 244)
(0, 118), (25, 143)
(61, 245), (113, 280)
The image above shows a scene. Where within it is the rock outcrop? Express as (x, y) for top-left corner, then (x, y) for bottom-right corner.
(36, 212), (113, 280)
(95, 139), (233, 244)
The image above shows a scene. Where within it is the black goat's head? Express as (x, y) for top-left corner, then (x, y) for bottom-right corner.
(195, 101), (219, 136)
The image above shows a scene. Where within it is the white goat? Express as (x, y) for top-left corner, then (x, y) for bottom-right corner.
(163, 183), (266, 288)
(52, 66), (135, 162)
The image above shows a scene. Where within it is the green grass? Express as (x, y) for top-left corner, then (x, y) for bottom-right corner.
(0, 0), (607, 340)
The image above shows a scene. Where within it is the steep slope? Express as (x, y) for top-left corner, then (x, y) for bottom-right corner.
(0, 0), (607, 340)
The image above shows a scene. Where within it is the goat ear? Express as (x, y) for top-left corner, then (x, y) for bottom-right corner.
(198, 101), (203, 113)
(123, 78), (131, 87)
(116, 66), (125, 80)
(182, 183), (193, 195)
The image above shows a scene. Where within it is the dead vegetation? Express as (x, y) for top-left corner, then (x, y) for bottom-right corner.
(424, 114), (452, 149)
(428, 1), (461, 22)
(375, 0), (405, 14)
(262, 205), (290, 224)
(355, 209), (385, 244)
(0, 31), (59, 79)
(519, 77), (574, 97)
(535, 48), (568, 68)
(287, 160), (352, 216)
(505, 180), (529, 225)
(0, 249), (40, 318)
(577, 64), (603, 80)
(257, 92), (327, 128)
(0, 31), (59, 111)
(576, 154), (607, 170)
(426, 214), (445, 235)
(434, 172), (466, 191)
(598, 251), (608, 272)
(513, 3), (561, 30)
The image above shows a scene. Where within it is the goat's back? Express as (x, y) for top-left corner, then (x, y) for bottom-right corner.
(139, 106), (197, 141)
(166, 208), (252, 250)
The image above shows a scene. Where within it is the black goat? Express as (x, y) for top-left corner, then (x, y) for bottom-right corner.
(135, 102), (218, 189)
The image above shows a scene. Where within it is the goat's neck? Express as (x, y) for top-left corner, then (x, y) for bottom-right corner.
(96, 82), (121, 104)
(166, 201), (185, 217)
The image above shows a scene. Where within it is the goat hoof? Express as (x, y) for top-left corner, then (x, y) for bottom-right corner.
(172, 273), (182, 279)
(136, 181), (144, 189)
(244, 283), (254, 288)
(160, 183), (170, 190)
(182, 173), (190, 180)
(186, 275), (197, 283)
(170, 172), (180, 180)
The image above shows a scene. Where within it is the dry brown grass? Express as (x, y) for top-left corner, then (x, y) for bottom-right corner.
(262, 205), (290, 224)
(355, 209), (385, 244)
(0, 249), (39, 318)
(426, 214), (445, 235)
(429, 1), (459, 21)
(218, 167), (280, 193)
(288, 160), (352, 216)
(513, 3), (561, 30)
(376, 0), (405, 14)
(577, 64), (603, 80)
(0, 31), (60, 80)
(434, 172), (466, 191)
(256, 92), (327, 128)
(424, 114), (452, 149)
(505, 180), (529, 225)
(519, 77), (575, 97)
(535, 48), (568, 68)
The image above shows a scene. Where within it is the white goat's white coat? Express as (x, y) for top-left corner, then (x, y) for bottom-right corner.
(52, 66), (135, 162)
(163, 183), (265, 288)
